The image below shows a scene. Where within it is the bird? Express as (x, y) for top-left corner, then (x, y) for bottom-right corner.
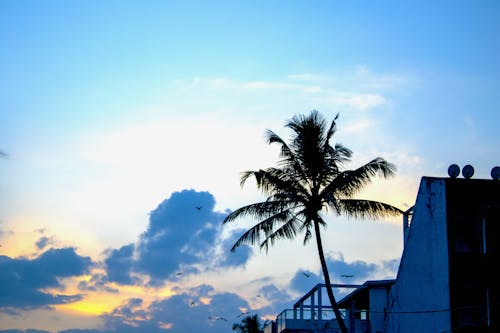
(302, 272), (311, 278)
(195, 206), (202, 210)
(341, 274), (354, 278)
(190, 301), (196, 307)
(176, 271), (183, 277)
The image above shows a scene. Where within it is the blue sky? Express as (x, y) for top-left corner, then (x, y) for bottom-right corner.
(1, 1), (499, 332)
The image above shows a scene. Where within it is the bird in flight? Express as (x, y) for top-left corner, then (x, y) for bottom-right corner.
(195, 206), (202, 210)
(341, 274), (354, 278)
(302, 272), (311, 278)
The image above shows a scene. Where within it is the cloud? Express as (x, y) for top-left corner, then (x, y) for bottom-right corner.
(103, 244), (137, 285)
(77, 274), (119, 294)
(97, 285), (254, 333)
(35, 236), (54, 250)
(58, 330), (101, 333)
(102, 189), (252, 286)
(0, 329), (50, 333)
(289, 269), (324, 294)
(0, 248), (92, 312)
(288, 253), (400, 301)
(215, 230), (253, 267)
(325, 252), (379, 283)
(254, 284), (296, 317)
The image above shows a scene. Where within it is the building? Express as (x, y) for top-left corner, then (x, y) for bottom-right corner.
(264, 170), (500, 333)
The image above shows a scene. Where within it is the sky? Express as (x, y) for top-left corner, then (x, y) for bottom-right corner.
(1, 1), (499, 332)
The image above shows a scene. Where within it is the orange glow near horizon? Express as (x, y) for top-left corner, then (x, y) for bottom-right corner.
(52, 277), (177, 317)
(57, 298), (115, 316)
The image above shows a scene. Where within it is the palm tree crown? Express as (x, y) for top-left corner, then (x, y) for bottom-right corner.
(223, 110), (402, 333)
(223, 110), (401, 251)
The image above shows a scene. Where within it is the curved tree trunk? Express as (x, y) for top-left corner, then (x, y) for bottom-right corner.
(313, 220), (349, 333)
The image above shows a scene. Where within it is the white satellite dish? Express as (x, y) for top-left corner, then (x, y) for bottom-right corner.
(491, 166), (500, 180)
(462, 164), (474, 179)
(448, 164), (460, 178)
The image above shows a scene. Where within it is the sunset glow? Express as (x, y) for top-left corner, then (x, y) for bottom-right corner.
(1, 1), (499, 332)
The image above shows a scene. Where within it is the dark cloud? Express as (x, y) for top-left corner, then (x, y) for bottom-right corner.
(35, 236), (54, 250)
(0, 248), (92, 312)
(135, 190), (226, 283)
(102, 189), (252, 286)
(103, 244), (137, 285)
(77, 274), (118, 294)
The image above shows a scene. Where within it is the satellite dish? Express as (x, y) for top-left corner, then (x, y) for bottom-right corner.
(491, 166), (500, 180)
(462, 164), (474, 179)
(448, 164), (460, 178)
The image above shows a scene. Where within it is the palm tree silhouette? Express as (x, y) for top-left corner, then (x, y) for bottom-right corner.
(222, 110), (402, 333)
(232, 314), (264, 333)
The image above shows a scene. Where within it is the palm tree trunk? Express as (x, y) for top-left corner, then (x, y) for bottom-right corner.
(313, 220), (349, 333)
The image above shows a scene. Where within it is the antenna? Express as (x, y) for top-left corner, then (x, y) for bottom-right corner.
(491, 166), (500, 180)
(448, 164), (460, 178)
(462, 164), (474, 179)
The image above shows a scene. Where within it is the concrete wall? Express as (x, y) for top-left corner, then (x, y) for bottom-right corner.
(369, 287), (390, 333)
(385, 177), (452, 332)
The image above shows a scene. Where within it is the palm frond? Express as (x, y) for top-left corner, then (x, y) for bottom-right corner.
(230, 210), (296, 252)
(335, 199), (403, 220)
(222, 201), (292, 225)
(259, 215), (303, 252)
(265, 129), (309, 183)
(324, 157), (396, 198)
(240, 169), (309, 201)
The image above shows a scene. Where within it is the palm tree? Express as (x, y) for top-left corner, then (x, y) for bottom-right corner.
(232, 314), (264, 333)
(222, 110), (402, 333)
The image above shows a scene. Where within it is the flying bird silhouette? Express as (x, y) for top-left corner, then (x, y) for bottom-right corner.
(195, 206), (202, 210)
(302, 272), (311, 278)
(341, 274), (354, 278)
